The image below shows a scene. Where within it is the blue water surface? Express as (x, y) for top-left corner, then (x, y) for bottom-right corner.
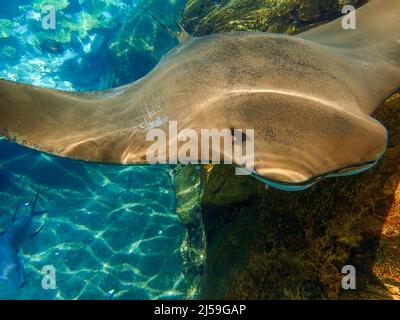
(0, 0), (187, 300)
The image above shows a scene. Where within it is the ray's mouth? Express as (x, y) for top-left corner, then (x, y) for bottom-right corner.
(251, 159), (380, 192)
(332, 161), (379, 177)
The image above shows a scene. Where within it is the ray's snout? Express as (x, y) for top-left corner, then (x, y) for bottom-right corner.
(223, 92), (388, 189)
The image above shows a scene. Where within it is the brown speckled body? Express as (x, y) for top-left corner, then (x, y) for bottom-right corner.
(0, 0), (399, 188)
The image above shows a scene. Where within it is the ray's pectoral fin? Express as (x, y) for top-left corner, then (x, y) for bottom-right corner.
(0, 78), (137, 164)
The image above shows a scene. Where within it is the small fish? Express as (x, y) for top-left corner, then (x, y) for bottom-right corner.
(40, 39), (65, 55)
(0, 192), (48, 288)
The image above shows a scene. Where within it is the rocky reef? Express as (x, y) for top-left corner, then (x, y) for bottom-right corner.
(177, 0), (400, 300)
(182, 0), (367, 36)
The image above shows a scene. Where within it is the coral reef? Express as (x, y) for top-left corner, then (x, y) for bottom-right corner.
(178, 0), (400, 300)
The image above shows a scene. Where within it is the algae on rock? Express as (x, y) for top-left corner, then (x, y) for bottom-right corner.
(174, 164), (207, 299)
(182, 0), (367, 36)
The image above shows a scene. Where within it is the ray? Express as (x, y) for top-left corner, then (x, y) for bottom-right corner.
(0, 0), (398, 190)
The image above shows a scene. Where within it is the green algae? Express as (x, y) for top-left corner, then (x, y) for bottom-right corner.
(30, 0), (119, 45)
(60, 11), (111, 39)
(32, 0), (70, 11)
(0, 19), (13, 39)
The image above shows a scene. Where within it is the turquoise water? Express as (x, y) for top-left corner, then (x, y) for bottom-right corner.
(0, 0), (187, 300)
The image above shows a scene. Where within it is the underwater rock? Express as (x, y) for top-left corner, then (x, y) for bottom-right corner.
(177, 0), (400, 300)
(174, 164), (207, 299)
(181, 0), (367, 36)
